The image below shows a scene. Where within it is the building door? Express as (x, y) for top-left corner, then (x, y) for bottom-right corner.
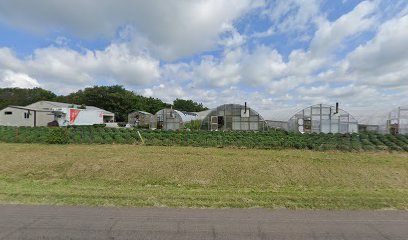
(390, 124), (399, 135)
(303, 119), (312, 133)
(211, 116), (218, 131)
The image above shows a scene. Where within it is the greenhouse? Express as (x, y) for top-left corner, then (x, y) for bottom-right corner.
(200, 103), (266, 131)
(346, 107), (389, 134)
(150, 108), (198, 130)
(388, 105), (408, 134)
(287, 104), (358, 134)
(128, 111), (152, 127)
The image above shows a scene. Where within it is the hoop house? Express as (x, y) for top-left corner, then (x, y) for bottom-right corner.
(388, 106), (408, 134)
(287, 104), (358, 133)
(201, 103), (266, 131)
(151, 109), (198, 130)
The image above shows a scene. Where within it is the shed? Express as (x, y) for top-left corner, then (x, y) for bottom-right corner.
(0, 106), (53, 127)
(200, 103), (266, 131)
(287, 104), (358, 134)
(128, 111), (153, 127)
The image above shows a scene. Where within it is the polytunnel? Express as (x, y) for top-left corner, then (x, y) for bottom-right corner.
(287, 104), (358, 134)
(200, 103), (266, 131)
(150, 108), (198, 130)
(388, 105), (408, 134)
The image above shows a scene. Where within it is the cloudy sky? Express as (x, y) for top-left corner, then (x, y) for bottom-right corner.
(0, 0), (407, 117)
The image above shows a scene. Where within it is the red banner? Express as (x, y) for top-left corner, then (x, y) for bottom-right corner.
(69, 109), (81, 124)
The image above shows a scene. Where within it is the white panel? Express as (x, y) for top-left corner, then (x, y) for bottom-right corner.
(241, 122), (249, 130)
(241, 109), (250, 117)
(232, 122), (240, 130)
(321, 120), (331, 133)
(249, 122), (258, 130)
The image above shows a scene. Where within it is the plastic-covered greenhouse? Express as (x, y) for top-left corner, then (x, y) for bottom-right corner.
(128, 111), (152, 127)
(200, 103), (266, 131)
(150, 109), (198, 130)
(287, 104), (358, 133)
(388, 105), (408, 134)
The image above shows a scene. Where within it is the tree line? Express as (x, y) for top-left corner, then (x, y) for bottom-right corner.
(0, 86), (208, 122)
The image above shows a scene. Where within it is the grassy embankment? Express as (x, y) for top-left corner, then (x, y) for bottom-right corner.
(0, 143), (407, 209)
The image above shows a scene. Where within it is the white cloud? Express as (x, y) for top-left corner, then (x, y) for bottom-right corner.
(310, 1), (377, 56)
(241, 46), (286, 85)
(253, 0), (321, 39)
(189, 49), (243, 87)
(0, 0), (262, 60)
(0, 70), (40, 88)
(0, 44), (161, 90)
(0, 0), (407, 115)
(342, 14), (408, 88)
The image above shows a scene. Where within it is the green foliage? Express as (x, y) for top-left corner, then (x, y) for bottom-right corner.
(46, 128), (69, 144)
(0, 85), (179, 123)
(1, 126), (408, 151)
(0, 87), (56, 109)
(56, 85), (171, 122)
(173, 98), (208, 112)
(184, 120), (202, 130)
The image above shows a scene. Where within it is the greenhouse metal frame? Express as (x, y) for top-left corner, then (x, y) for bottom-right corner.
(287, 104), (358, 134)
(388, 105), (408, 134)
(201, 103), (266, 131)
(151, 108), (197, 130)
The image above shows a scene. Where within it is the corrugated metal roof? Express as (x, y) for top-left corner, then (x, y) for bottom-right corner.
(7, 105), (53, 112)
(26, 101), (114, 115)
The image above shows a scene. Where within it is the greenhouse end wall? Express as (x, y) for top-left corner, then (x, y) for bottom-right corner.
(201, 104), (266, 131)
(388, 106), (408, 134)
(288, 104), (358, 134)
(151, 109), (184, 130)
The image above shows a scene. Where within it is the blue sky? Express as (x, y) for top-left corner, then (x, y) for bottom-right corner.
(0, 0), (407, 118)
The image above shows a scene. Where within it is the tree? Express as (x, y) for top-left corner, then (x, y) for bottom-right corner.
(0, 88), (56, 109)
(0, 86), (206, 122)
(173, 98), (208, 112)
(60, 85), (171, 122)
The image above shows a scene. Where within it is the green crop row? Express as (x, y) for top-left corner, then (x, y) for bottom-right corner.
(1, 126), (408, 151)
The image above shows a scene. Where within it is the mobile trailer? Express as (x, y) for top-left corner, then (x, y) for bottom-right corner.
(53, 108), (104, 127)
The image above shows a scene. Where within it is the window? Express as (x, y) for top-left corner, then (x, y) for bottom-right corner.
(24, 112), (30, 119)
(4, 111), (12, 115)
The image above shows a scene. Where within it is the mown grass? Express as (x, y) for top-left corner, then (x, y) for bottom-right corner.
(0, 143), (407, 209)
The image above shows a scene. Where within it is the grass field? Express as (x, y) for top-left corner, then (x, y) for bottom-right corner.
(0, 143), (407, 209)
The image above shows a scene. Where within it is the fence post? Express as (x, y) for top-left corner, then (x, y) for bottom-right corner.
(137, 131), (145, 145)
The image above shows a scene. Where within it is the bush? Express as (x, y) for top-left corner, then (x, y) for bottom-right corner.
(46, 128), (69, 144)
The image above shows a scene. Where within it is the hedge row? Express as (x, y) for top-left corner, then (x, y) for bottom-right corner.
(1, 126), (408, 151)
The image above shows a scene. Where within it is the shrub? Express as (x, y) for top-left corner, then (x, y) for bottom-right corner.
(46, 128), (69, 144)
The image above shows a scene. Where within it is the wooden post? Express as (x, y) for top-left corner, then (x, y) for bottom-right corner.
(34, 110), (37, 127)
(137, 131), (145, 145)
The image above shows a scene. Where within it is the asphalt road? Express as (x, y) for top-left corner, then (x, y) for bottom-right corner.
(0, 205), (407, 240)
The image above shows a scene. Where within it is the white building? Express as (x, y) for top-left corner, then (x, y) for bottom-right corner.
(0, 101), (114, 127)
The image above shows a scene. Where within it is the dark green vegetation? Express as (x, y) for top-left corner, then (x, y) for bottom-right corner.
(1, 126), (408, 151)
(0, 144), (407, 209)
(0, 86), (208, 121)
(173, 98), (208, 112)
(0, 87), (56, 109)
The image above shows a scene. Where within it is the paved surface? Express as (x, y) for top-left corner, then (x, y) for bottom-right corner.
(0, 205), (407, 240)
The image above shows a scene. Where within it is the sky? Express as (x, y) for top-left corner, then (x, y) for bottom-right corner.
(0, 0), (407, 118)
